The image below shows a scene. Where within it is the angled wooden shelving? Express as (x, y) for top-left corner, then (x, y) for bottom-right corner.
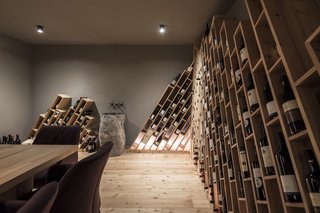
(191, 1), (320, 212)
(29, 94), (98, 150)
(131, 67), (193, 151)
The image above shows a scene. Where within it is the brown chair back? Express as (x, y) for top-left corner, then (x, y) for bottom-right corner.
(17, 182), (59, 213)
(50, 142), (113, 213)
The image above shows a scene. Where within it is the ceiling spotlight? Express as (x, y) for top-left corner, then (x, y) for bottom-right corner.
(159, 25), (165, 33)
(36, 25), (44, 34)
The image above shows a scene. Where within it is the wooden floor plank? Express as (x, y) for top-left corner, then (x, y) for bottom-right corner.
(79, 152), (212, 213)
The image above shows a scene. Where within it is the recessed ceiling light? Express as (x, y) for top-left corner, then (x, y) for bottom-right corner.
(36, 25), (44, 34)
(159, 25), (165, 34)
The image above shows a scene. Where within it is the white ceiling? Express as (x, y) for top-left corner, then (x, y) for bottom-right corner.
(0, 0), (235, 45)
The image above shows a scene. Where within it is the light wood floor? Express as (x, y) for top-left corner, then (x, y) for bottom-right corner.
(80, 151), (212, 213)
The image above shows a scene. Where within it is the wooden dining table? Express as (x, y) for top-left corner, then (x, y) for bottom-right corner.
(0, 144), (78, 199)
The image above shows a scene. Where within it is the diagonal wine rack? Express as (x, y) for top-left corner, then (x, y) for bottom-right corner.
(131, 67), (193, 151)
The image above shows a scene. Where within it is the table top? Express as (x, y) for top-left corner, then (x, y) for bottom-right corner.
(0, 144), (78, 194)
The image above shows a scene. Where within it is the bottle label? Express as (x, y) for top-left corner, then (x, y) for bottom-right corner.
(160, 110), (165, 115)
(213, 172), (217, 182)
(174, 122), (179, 127)
(240, 152), (249, 172)
(282, 100), (299, 113)
(181, 89), (186, 94)
(266, 101), (277, 117)
(235, 69), (241, 83)
(253, 168), (262, 178)
(255, 177), (263, 188)
(280, 175), (300, 193)
(163, 117), (168, 122)
(231, 70), (235, 84)
(228, 168), (233, 178)
(224, 125), (229, 134)
(237, 105), (242, 121)
(253, 168), (263, 187)
(261, 146), (274, 167)
(243, 111), (250, 127)
(210, 139), (213, 147)
(309, 192), (320, 207)
(152, 124), (157, 129)
(214, 154), (218, 164)
(217, 62), (221, 70)
(248, 89), (259, 106)
(183, 107), (187, 112)
(172, 103), (177, 108)
(240, 47), (248, 63)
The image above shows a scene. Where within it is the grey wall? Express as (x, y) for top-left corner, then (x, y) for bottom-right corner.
(0, 34), (33, 140)
(227, 0), (249, 20)
(32, 45), (192, 146)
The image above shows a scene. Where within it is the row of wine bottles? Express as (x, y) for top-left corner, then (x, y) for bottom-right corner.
(220, 130), (319, 211)
(0, 134), (21, 144)
(236, 73), (305, 137)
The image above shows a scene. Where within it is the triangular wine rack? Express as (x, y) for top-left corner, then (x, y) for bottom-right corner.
(131, 66), (193, 151)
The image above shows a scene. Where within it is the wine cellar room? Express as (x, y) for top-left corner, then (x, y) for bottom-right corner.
(0, 0), (319, 213)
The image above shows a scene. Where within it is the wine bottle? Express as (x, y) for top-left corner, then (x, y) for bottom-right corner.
(8, 135), (14, 144)
(214, 148), (219, 166)
(221, 139), (226, 164)
(242, 105), (252, 137)
(220, 58), (225, 71)
(247, 73), (259, 113)
(2, 136), (8, 144)
(218, 183), (223, 205)
(263, 81), (278, 120)
(14, 134), (21, 144)
(86, 137), (97, 153)
(237, 103), (242, 122)
(238, 172), (245, 197)
(223, 195), (227, 213)
(216, 106), (222, 126)
(228, 152), (234, 180)
(259, 123), (275, 175)
(239, 36), (248, 65)
(213, 77), (218, 93)
(224, 122), (229, 134)
(154, 132), (163, 146)
(252, 151), (266, 200)
(239, 136), (250, 178)
(230, 124), (236, 145)
(234, 62), (242, 89)
(280, 75), (305, 135)
(275, 132), (302, 202)
(304, 149), (320, 212)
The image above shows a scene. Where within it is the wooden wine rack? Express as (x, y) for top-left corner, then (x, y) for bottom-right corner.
(191, 0), (320, 212)
(131, 67), (193, 151)
(29, 94), (98, 148)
